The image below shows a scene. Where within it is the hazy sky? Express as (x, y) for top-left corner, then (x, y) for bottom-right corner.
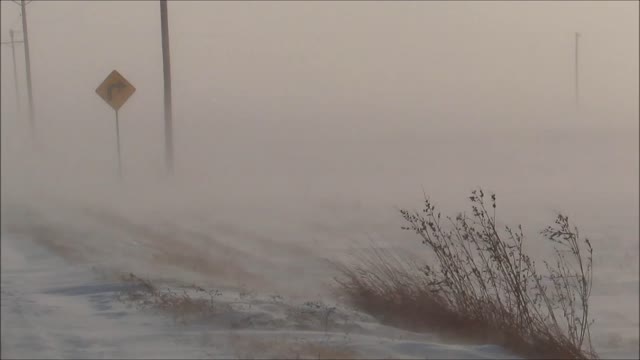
(1, 1), (638, 216)
(2, 1), (638, 129)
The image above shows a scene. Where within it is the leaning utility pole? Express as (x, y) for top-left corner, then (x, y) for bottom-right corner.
(160, 0), (174, 174)
(575, 32), (580, 108)
(1, 30), (23, 118)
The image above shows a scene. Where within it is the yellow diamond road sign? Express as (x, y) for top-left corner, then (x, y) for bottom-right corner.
(96, 70), (136, 111)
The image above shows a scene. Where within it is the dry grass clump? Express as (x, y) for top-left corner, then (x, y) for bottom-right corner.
(117, 273), (225, 324)
(335, 189), (597, 359)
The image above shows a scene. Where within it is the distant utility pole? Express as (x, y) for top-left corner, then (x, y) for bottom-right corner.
(11, 0), (35, 140)
(160, 0), (174, 174)
(575, 32), (580, 108)
(1, 30), (23, 118)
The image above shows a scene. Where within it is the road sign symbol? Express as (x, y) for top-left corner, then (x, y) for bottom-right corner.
(96, 70), (136, 111)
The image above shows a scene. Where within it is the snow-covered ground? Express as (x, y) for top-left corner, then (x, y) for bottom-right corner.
(1, 215), (517, 359)
(1, 118), (637, 359)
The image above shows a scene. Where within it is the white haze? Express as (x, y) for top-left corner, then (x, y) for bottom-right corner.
(1, 1), (638, 358)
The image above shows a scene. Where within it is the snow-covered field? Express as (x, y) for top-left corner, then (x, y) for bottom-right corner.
(1, 108), (637, 359)
(1, 208), (518, 359)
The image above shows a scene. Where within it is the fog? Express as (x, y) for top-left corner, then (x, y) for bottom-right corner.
(1, 1), (638, 357)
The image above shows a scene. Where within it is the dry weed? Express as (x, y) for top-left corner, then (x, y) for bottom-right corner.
(117, 273), (225, 324)
(335, 189), (597, 359)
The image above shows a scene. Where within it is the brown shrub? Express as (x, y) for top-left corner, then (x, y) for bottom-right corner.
(335, 189), (597, 359)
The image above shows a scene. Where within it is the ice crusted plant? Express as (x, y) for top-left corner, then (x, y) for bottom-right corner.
(335, 189), (597, 360)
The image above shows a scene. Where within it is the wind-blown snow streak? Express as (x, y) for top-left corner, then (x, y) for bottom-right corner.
(2, 229), (519, 359)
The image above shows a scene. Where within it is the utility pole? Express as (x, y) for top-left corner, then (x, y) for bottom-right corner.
(160, 0), (174, 174)
(575, 32), (580, 108)
(9, 30), (22, 116)
(11, 0), (35, 140)
(1, 30), (23, 119)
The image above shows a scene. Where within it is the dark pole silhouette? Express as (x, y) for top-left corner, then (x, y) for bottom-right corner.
(19, 0), (36, 140)
(575, 32), (580, 108)
(1, 30), (23, 118)
(160, 0), (174, 174)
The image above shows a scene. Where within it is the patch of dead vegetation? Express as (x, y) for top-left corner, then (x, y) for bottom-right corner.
(228, 333), (359, 359)
(82, 208), (270, 288)
(116, 273), (228, 324)
(9, 222), (88, 263)
(335, 189), (598, 359)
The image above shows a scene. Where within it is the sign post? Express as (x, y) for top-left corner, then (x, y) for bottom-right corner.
(95, 70), (136, 178)
(115, 110), (122, 177)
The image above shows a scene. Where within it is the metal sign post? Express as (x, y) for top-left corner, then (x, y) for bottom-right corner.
(115, 110), (122, 177)
(95, 70), (136, 179)
(575, 32), (580, 109)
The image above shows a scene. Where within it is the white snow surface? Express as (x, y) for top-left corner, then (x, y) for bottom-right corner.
(1, 203), (519, 360)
